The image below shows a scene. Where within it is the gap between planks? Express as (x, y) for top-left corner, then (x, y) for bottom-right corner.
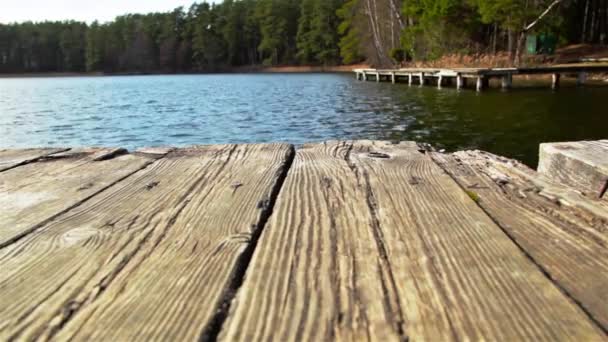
(199, 145), (295, 341)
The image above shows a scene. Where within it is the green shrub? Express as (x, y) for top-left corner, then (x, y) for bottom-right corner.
(389, 48), (406, 63)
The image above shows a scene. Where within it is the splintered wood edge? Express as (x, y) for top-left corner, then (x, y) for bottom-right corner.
(430, 149), (608, 332)
(539, 140), (608, 170)
(442, 149), (608, 222)
(0, 148), (71, 171)
(539, 141), (608, 199)
(134, 146), (176, 157)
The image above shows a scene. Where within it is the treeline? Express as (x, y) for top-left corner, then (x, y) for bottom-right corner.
(0, 0), (341, 73)
(0, 21), (87, 72)
(0, 0), (606, 73)
(415, 0), (608, 64)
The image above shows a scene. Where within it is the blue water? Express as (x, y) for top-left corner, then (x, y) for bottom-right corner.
(1, 73), (607, 166)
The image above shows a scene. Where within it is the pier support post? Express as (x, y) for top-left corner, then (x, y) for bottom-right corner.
(376, 72), (380, 82)
(456, 75), (465, 89)
(437, 75), (443, 88)
(408, 74), (413, 86)
(391, 72), (396, 84)
(552, 73), (561, 89)
(501, 74), (512, 89)
(577, 72), (587, 86)
(476, 76), (486, 92)
(418, 73), (425, 86)
(362, 72), (367, 81)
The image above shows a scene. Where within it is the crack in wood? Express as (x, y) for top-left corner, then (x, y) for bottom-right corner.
(198, 145), (296, 342)
(598, 179), (608, 199)
(344, 144), (409, 341)
(230, 181), (243, 194)
(367, 151), (391, 159)
(0, 148), (71, 172)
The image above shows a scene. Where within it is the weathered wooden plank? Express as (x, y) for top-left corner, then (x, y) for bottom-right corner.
(0, 148), (69, 172)
(219, 141), (604, 341)
(432, 150), (608, 330)
(0, 143), (293, 341)
(538, 140), (608, 201)
(220, 141), (408, 341)
(0, 148), (155, 248)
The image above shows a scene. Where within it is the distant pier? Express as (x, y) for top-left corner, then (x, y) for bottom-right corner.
(354, 65), (608, 91)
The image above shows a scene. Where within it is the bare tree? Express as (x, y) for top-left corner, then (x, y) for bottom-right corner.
(582, 0), (590, 42)
(389, 0), (405, 30)
(514, 0), (563, 65)
(362, 0), (395, 66)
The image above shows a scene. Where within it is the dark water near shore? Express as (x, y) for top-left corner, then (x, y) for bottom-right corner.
(1, 73), (607, 166)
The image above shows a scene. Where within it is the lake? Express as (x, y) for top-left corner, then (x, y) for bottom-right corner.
(1, 73), (607, 167)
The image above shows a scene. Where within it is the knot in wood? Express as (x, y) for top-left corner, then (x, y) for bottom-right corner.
(409, 176), (422, 185)
(321, 176), (332, 188)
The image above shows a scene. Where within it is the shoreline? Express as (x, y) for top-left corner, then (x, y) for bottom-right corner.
(0, 64), (370, 78)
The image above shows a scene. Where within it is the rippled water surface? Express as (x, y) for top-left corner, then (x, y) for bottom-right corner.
(1, 73), (607, 166)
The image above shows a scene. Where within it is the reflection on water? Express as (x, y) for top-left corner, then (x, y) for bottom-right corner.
(1, 73), (606, 166)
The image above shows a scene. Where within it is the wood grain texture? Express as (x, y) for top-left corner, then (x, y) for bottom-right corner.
(219, 141), (604, 341)
(0, 148), (154, 248)
(538, 140), (608, 201)
(220, 141), (408, 341)
(0, 143), (293, 341)
(432, 150), (608, 331)
(0, 148), (69, 172)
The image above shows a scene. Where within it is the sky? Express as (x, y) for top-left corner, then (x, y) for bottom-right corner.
(0, 0), (220, 24)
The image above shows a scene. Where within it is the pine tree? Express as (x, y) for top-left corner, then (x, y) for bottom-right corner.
(296, 0), (315, 63)
(337, 0), (364, 64)
(298, 0), (341, 65)
(190, 3), (226, 70)
(255, 0), (300, 65)
(310, 0), (340, 64)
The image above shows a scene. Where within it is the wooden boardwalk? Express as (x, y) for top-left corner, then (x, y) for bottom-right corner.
(354, 65), (608, 91)
(0, 141), (607, 341)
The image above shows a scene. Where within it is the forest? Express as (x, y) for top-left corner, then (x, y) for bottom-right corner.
(0, 0), (606, 73)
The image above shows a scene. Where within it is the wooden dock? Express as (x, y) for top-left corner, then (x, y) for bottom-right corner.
(1, 141), (607, 341)
(354, 65), (608, 91)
